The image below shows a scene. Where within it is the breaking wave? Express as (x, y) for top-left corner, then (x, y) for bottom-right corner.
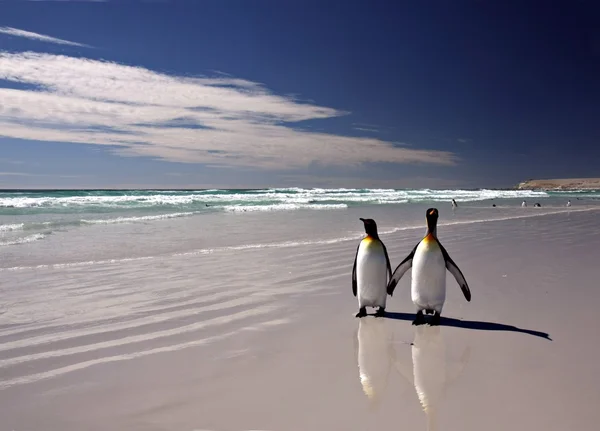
(0, 187), (551, 214)
(0, 233), (48, 247)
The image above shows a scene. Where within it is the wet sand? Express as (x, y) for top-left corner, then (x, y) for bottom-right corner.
(1, 208), (599, 430)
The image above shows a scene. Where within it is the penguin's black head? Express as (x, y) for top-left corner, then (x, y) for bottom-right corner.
(425, 208), (438, 233)
(360, 218), (379, 238)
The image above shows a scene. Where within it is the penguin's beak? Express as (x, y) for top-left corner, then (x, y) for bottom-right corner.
(359, 218), (365, 222)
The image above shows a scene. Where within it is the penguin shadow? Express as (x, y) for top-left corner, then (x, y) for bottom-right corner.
(352, 316), (396, 410)
(384, 312), (551, 341)
(394, 325), (471, 431)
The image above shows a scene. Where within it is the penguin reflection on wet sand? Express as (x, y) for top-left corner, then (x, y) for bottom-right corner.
(352, 218), (393, 318)
(354, 317), (395, 407)
(394, 325), (471, 431)
(387, 208), (471, 325)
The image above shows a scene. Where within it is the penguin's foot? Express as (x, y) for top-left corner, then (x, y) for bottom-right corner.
(412, 310), (426, 326)
(425, 309), (434, 315)
(430, 312), (441, 326)
(355, 307), (367, 318)
(375, 307), (386, 317)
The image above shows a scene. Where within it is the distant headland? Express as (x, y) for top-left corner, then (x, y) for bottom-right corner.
(516, 178), (600, 190)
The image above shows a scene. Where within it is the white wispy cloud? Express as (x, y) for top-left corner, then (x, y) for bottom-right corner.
(0, 51), (457, 170)
(0, 172), (85, 178)
(0, 172), (39, 177)
(0, 27), (89, 47)
(0, 159), (26, 165)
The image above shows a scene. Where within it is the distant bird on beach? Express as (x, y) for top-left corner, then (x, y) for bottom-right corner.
(522, 200), (527, 207)
(387, 208), (471, 326)
(451, 199), (458, 209)
(567, 200), (571, 207)
(534, 203), (541, 207)
(352, 218), (393, 318)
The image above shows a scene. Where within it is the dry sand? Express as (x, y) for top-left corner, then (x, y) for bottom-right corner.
(1, 208), (600, 430)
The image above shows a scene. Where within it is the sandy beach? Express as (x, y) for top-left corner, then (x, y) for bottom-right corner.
(1, 202), (600, 430)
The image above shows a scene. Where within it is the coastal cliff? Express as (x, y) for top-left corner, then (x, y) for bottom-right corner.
(516, 178), (600, 190)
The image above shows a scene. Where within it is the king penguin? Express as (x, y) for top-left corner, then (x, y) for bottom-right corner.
(387, 208), (471, 325)
(352, 218), (393, 318)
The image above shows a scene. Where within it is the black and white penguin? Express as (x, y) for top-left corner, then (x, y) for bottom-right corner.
(352, 218), (393, 318)
(387, 208), (471, 325)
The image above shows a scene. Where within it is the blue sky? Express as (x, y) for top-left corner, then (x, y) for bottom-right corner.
(1, 0), (599, 189)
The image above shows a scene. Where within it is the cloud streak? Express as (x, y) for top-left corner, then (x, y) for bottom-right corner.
(0, 172), (39, 177)
(0, 52), (457, 170)
(353, 127), (379, 133)
(0, 27), (89, 47)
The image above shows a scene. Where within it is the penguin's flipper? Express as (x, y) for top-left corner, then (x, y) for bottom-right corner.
(387, 243), (418, 295)
(381, 242), (393, 281)
(352, 243), (360, 297)
(439, 243), (471, 301)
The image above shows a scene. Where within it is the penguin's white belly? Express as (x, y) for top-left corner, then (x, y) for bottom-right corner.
(411, 237), (446, 312)
(356, 240), (388, 308)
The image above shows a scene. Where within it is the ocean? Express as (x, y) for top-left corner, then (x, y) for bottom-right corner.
(0, 187), (596, 270)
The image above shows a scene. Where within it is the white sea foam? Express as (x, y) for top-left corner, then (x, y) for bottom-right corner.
(223, 203), (347, 212)
(0, 223), (24, 232)
(0, 188), (551, 210)
(0, 232), (47, 246)
(81, 212), (197, 224)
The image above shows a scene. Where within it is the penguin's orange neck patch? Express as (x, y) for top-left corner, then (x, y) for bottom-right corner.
(423, 233), (435, 243)
(363, 235), (374, 243)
